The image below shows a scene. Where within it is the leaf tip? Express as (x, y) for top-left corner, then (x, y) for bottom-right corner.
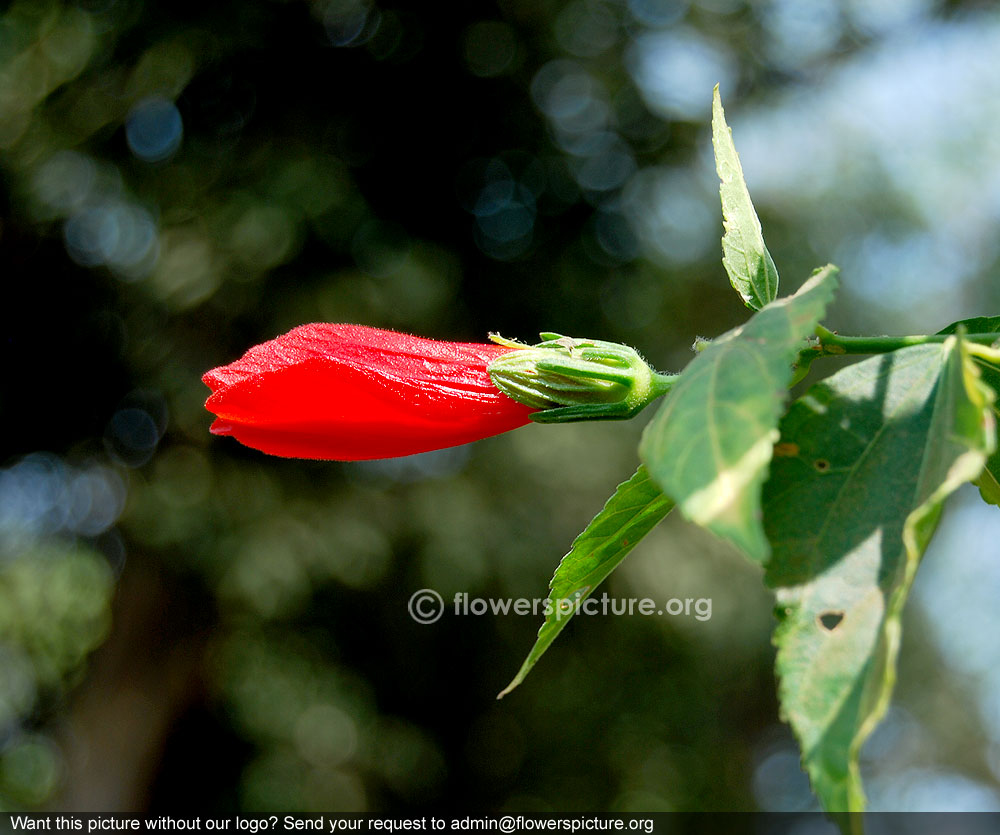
(496, 676), (522, 700)
(711, 85), (726, 128)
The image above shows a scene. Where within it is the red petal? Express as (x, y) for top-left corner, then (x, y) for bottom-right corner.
(203, 324), (534, 460)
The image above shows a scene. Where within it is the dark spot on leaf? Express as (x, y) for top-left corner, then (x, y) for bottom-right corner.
(818, 611), (844, 632)
(814, 458), (830, 472)
(774, 442), (799, 457)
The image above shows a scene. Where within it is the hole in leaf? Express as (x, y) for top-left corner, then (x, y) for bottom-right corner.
(814, 458), (830, 472)
(818, 611), (844, 632)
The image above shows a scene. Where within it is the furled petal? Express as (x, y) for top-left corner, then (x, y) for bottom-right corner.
(203, 324), (535, 460)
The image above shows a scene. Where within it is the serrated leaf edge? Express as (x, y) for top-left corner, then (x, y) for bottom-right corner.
(641, 265), (838, 564)
(843, 333), (996, 810)
(497, 466), (674, 699)
(713, 84), (779, 310)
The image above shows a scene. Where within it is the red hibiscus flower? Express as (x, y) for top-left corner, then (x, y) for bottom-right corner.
(202, 324), (536, 460)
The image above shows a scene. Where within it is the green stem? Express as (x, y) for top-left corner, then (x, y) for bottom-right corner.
(790, 325), (1000, 384)
(650, 371), (678, 399)
(810, 325), (999, 358)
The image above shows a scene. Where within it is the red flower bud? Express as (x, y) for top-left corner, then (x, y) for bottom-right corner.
(202, 324), (536, 460)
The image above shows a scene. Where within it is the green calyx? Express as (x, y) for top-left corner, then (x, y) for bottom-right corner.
(487, 332), (676, 424)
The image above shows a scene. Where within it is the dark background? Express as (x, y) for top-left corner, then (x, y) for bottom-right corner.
(2, 0), (1000, 814)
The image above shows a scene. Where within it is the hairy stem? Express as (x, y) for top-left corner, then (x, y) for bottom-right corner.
(650, 371), (679, 398)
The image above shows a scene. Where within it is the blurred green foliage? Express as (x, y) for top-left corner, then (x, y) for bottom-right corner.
(2, 0), (1000, 816)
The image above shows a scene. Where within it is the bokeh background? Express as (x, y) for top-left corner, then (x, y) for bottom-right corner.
(3, 0), (1000, 815)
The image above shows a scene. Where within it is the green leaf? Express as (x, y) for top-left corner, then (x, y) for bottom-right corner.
(497, 466), (673, 699)
(937, 316), (1000, 506)
(713, 85), (779, 310)
(762, 334), (996, 814)
(640, 265), (838, 563)
(937, 315), (1000, 335)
